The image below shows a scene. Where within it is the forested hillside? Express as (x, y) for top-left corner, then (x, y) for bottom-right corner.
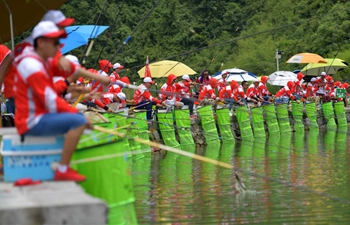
(46, 0), (350, 82)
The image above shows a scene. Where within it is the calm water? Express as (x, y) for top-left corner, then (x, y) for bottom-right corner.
(131, 127), (350, 224)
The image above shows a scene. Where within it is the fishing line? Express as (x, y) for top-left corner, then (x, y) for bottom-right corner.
(156, 31), (219, 79)
(96, 0), (126, 61)
(79, 0), (109, 64)
(97, 105), (350, 203)
(124, 20), (303, 73)
(101, 0), (162, 73)
(33, 0), (47, 10)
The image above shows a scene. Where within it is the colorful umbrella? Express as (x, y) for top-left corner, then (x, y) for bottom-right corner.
(286, 53), (327, 64)
(137, 60), (196, 78)
(213, 68), (257, 82)
(301, 58), (348, 76)
(60, 25), (109, 54)
(0, 0), (67, 43)
(267, 71), (298, 86)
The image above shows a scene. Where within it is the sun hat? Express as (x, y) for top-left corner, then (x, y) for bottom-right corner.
(41, 10), (75, 27)
(113, 63), (124, 69)
(143, 77), (154, 84)
(116, 92), (126, 101)
(65, 54), (80, 65)
(32, 21), (67, 40)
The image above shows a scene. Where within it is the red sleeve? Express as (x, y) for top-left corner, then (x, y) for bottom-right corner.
(50, 52), (78, 78)
(27, 72), (77, 113)
(219, 89), (225, 100)
(198, 89), (206, 101)
(159, 86), (167, 100)
(54, 79), (68, 95)
(93, 99), (106, 108)
(208, 88), (216, 99)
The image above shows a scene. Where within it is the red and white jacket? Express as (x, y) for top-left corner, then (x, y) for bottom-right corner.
(246, 84), (258, 100)
(217, 78), (227, 91)
(133, 84), (161, 104)
(219, 86), (238, 101)
(14, 47), (78, 134)
(91, 71), (109, 93)
(0, 45), (17, 99)
(93, 93), (126, 109)
(236, 85), (246, 100)
(177, 80), (191, 99)
(159, 74), (181, 101)
(198, 84), (216, 101)
(108, 84), (122, 94)
(275, 81), (295, 98)
(110, 71), (120, 80)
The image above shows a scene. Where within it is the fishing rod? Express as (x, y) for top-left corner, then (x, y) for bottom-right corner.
(93, 125), (246, 190)
(80, 0), (110, 65)
(156, 30), (219, 79)
(96, 0), (126, 62)
(90, 114), (349, 204)
(124, 20), (303, 73)
(99, 0), (162, 74)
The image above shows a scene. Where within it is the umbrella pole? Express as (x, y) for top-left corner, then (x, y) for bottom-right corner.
(81, 39), (95, 65)
(326, 49), (340, 74)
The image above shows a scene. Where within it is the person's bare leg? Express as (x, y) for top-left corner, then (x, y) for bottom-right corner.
(60, 124), (86, 165)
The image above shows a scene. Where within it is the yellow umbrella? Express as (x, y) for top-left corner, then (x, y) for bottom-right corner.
(0, 0), (67, 43)
(137, 60), (197, 78)
(286, 52), (327, 64)
(301, 58), (348, 76)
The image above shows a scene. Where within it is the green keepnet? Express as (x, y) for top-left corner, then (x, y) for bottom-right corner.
(333, 101), (347, 127)
(157, 111), (180, 148)
(174, 109), (194, 144)
(198, 105), (219, 141)
(235, 106), (253, 139)
(250, 107), (266, 138)
(263, 104), (280, 134)
(291, 102), (304, 130)
(321, 102), (336, 128)
(305, 103), (318, 128)
(216, 108), (235, 141)
(276, 104), (291, 133)
(74, 138), (137, 225)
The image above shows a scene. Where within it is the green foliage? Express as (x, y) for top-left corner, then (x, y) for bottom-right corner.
(7, 0), (350, 84)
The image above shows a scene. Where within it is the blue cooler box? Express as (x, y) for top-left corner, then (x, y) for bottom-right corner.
(1, 134), (64, 182)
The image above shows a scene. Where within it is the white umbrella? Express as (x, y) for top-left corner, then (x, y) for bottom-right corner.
(267, 71), (298, 86)
(213, 68), (257, 82)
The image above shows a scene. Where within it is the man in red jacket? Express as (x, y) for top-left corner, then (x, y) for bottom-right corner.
(134, 77), (163, 120)
(15, 21), (91, 182)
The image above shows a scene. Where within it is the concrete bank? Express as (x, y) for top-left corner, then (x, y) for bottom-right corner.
(0, 181), (108, 225)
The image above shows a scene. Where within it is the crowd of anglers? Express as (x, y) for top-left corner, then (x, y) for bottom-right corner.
(0, 10), (349, 182)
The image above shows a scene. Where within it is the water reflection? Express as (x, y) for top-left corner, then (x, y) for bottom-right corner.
(133, 129), (350, 224)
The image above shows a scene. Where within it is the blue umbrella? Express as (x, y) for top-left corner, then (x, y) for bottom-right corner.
(60, 25), (109, 54)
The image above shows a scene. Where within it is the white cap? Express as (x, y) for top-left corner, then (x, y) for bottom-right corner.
(113, 63), (124, 69)
(41, 10), (75, 27)
(182, 74), (190, 80)
(321, 71), (326, 76)
(311, 77), (317, 82)
(143, 77), (154, 84)
(65, 54), (80, 65)
(98, 70), (109, 77)
(32, 21), (67, 40)
(116, 92), (126, 101)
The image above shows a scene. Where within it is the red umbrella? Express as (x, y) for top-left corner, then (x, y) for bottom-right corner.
(0, 0), (67, 44)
